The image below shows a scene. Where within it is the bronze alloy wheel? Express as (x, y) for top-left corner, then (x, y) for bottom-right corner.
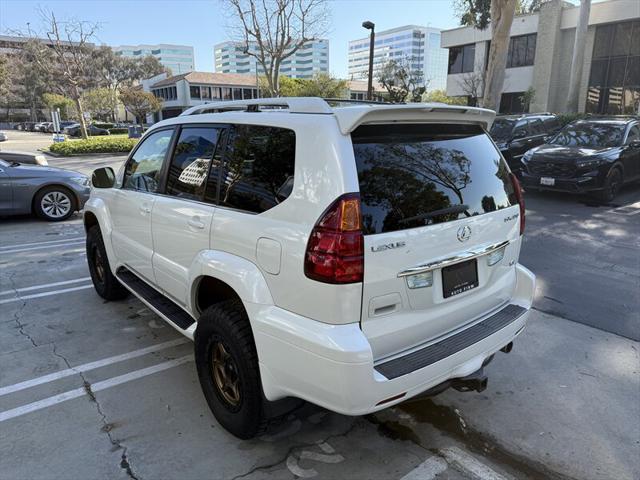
(93, 246), (105, 284)
(212, 340), (241, 408)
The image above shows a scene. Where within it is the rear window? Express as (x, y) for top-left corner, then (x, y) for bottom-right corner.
(352, 123), (515, 235)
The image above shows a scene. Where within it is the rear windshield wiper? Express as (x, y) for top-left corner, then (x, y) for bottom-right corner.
(399, 204), (470, 225)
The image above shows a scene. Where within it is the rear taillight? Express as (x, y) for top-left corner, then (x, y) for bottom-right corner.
(510, 173), (525, 235)
(304, 193), (364, 284)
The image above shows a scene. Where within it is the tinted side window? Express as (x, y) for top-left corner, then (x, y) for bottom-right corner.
(218, 125), (296, 214)
(528, 119), (544, 135)
(513, 121), (528, 137)
(626, 125), (639, 144)
(123, 129), (173, 192)
(165, 127), (221, 201)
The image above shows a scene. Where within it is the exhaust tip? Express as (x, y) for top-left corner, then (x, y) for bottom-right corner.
(500, 342), (514, 354)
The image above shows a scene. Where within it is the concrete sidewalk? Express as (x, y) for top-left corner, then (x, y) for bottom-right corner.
(385, 310), (640, 480)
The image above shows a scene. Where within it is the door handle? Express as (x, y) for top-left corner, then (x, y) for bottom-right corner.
(188, 218), (205, 229)
(139, 205), (151, 214)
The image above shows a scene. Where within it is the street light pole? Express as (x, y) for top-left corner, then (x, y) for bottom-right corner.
(362, 21), (375, 101)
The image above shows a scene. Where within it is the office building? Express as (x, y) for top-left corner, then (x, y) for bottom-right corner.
(441, 0), (640, 114)
(114, 44), (195, 74)
(214, 39), (329, 79)
(348, 25), (448, 91)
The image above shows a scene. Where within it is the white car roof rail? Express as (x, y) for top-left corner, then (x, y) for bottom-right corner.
(180, 97), (334, 116)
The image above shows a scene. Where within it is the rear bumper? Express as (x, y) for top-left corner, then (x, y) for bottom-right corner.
(520, 171), (604, 193)
(250, 264), (535, 415)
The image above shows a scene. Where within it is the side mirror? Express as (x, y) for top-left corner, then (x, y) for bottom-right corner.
(92, 167), (115, 189)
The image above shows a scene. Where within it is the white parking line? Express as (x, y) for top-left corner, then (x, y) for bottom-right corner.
(0, 355), (193, 423)
(0, 277), (92, 297)
(0, 240), (85, 254)
(0, 237), (85, 251)
(0, 285), (94, 304)
(400, 456), (448, 480)
(0, 338), (189, 397)
(440, 447), (508, 480)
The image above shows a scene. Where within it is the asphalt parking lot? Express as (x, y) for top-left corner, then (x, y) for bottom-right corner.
(0, 134), (639, 480)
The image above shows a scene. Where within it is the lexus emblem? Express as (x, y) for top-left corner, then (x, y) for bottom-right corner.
(457, 225), (472, 242)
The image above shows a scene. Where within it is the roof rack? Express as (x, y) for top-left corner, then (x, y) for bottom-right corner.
(322, 98), (395, 106)
(180, 97), (333, 116)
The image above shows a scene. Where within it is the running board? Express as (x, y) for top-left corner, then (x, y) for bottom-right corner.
(116, 267), (195, 330)
(375, 304), (526, 380)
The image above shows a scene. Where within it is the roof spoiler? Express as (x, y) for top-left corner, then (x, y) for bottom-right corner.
(333, 104), (496, 135)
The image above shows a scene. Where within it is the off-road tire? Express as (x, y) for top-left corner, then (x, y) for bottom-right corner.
(86, 225), (129, 301)
(195, 299), (271, 439)
(34, 185), (76, 221)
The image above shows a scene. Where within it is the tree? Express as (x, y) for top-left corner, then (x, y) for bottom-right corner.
(423, 89), (467, 105)
(222, 0), (329, 96)
(83, 88), (117, 121)
(20, 11), (99, 138)
(566, 0), (591, 112)
(453, 0), (517, 111)
(276, 73), (347, 98)
(119, 87), (162, 126)
(457, 71), (485, 106)
(377, 57), (428, 103)
(520, 86), (536, 112)
(0, 53), (22, 121)
(42, 93), (76, 120)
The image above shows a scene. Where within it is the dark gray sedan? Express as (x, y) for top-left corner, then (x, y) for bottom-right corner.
(0, 158), (91, 221)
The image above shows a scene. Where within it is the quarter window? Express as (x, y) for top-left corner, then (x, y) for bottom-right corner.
(123, 129), (174, 193)
(165, 127), (222, 201)
(218, 125), (296, 214)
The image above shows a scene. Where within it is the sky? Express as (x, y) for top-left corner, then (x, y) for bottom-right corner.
(1, 0), (462, 77)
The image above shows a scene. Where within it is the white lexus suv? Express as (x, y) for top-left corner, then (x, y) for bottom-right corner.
(85, 98), (535, 439)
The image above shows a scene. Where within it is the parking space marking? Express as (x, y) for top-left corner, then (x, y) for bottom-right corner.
(0, 236), (85, 251)
(0, 355), (193, 423)
(0, 240), (85, 254)
(610, 201), (640, 216)
(400, 456), (448, 480)
(0, 277), (92, 297)
(0, 284), (93, 304)
(0, 338), (189, 397)
(440, 447), (508, 480)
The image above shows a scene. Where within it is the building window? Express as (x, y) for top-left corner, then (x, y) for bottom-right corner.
(232, 88), (243, 100)
(190, 85), (201, 99)
(448, 43), (475, 74)
(587, 20), (640, 114)
(506, 34), (536, 68)
(222, 88), (232, 100)
(499, 92), (526, 114)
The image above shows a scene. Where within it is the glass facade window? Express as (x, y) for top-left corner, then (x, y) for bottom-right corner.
(506, 34), (536, 68)
(448, 43), (475, 74)
(190, 85), (201, 99)
(587, 20), (640, 114)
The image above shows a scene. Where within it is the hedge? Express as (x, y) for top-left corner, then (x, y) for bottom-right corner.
(108, 128), (129, 135)
(49, 136), (139, 155)
(92, 122), (115, 129)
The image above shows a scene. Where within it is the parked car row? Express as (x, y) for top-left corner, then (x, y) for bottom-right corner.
(13, 121), (113, 136)
(490, 114), (640, 201)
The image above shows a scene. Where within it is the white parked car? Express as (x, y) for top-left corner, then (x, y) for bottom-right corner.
(85, 98), (535, 439)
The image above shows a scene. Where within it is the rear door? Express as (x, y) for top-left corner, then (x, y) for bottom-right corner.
(151, 125), (225, 306)
(352, 123), (522, 360)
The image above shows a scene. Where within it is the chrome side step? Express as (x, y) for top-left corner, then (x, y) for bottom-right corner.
(375, 304), (526, 380)
(116, 267), (195, 331)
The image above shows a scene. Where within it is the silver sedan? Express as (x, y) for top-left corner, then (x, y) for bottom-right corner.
(0, 157), (91, 221)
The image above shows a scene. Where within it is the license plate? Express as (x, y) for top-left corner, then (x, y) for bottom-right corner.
(442, 259), (479, 299)
(540, 177), (555, 186)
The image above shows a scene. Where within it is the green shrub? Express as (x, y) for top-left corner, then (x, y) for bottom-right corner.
(108, 128), (128, 135)
(49, 136), (138, 156)
(92, 122), (115, 129)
